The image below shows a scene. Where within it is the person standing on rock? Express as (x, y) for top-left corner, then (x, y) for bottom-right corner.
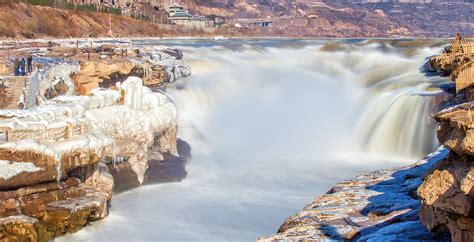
(20, 58), (26, 76)
(13, 58), (19, 76)
(27, 55), (33, 74)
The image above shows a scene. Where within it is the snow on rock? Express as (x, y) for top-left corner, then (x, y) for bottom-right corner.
(144, 47), (192, 83)
(0, 76), (178, 186)
(0, 160), (42, 180)
(0, 41), (188, 241)
(38, 60), (80, 96)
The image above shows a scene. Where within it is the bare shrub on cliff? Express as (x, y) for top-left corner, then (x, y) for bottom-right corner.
(36, 12), (64, 36)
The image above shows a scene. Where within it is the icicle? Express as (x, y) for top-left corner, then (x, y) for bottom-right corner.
(55, 153), (62, 183)
(112, 141), (117, 168)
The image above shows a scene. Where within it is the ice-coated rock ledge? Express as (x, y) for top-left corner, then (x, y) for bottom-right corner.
(258, 148), (451, 241)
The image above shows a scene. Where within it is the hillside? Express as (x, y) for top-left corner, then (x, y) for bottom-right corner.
(0, 2), (211, 38)
(176, 0), (473, 37)
(0, 0), (473, 38)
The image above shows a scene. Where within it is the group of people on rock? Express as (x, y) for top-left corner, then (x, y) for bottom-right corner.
(13, 56), (33, 76)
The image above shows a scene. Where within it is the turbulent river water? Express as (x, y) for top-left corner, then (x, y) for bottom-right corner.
(61, 39), (450, 241)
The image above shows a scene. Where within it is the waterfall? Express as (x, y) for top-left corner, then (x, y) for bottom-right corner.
(60, 39), (451, 242)
(353, 53), (448, 159)
(356, 89), (440, 158)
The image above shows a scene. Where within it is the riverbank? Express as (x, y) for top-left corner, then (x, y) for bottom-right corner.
(0, 40), (192, 240)
(258, 148), (450, 241)
(259, 34), (474, 241)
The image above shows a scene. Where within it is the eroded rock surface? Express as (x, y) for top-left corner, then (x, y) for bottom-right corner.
(0, 178), (110, 241)
(434, 102), (474, 156)
(418, 103), (474, 241)
(72, 47), (191, 95)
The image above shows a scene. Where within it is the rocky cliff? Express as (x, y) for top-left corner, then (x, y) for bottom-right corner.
(417, 34), (474, 242)
(0, 41), (192, 240)
(177, 0), (473, 37)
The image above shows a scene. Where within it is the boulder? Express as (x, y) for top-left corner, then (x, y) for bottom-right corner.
(0, 178), (109, 240)
(0, 215), (50, 242)
(143, 153), (187, 185)
(434, 103), (474, 156)
(418, 154), (474, 217)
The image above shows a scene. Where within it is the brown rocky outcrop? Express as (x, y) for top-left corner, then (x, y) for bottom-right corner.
(73, 62), (170, 95)
(0, 73), (185, 241)
(434, 103), (474, 156)
(68, 46), (191, 96)
(0, 136), (114, 241)
(418, 153), (474, 242)
(418, 103), (474, 242)
(428, 34), (474, 93)
(418, 35), (474, 242)
(0, 178), (110, 240)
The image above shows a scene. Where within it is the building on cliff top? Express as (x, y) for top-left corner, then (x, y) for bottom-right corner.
(167, 3), (209, 28)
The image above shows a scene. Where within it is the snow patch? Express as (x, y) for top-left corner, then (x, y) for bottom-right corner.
(0, 160), (42, 180)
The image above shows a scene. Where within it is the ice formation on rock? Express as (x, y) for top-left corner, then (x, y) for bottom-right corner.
(0, 76), (178, 184)
(144, 47), (192, 83)
(0, 160), (42, 180)
(0, 41), (190, 241)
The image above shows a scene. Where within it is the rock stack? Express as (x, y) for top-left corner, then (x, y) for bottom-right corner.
(418, 34), (474, 241)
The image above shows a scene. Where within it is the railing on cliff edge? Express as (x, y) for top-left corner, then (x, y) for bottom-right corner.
(0, 69), (40, 110)
(444, 34), (474, 93)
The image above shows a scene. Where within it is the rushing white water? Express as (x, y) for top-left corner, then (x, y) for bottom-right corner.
(59, 39), (450, 241)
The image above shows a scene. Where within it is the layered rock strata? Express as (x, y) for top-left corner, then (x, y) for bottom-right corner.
(417, 34), (474, 241)
(0, 39), (193, 240)
(418, 103), (474, 241)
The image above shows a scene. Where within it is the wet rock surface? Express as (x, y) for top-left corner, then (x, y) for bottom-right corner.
(258, 149), (450, 241)
(144, 153), (187, 185)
